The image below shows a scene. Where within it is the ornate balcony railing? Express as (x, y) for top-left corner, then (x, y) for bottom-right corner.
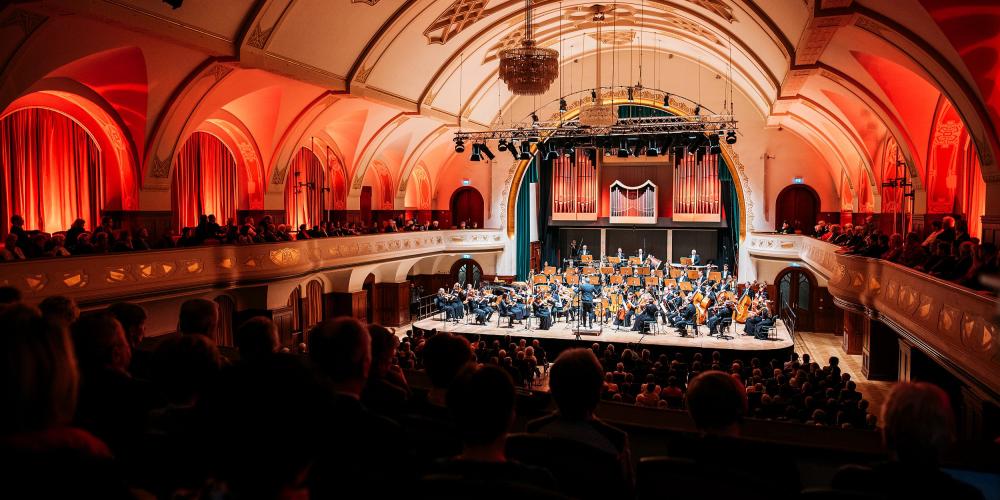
(748, 233), (1000, 398)
(0, 229), (505, 306)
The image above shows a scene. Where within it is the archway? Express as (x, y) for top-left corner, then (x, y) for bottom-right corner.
(172, 131), (238, 229)
(0, 107), (103, 234)
(775, 266), (817, 332)
(450, 187), (484, 229)
(450, 258), (483, 289)
(775, 184), (820, 234)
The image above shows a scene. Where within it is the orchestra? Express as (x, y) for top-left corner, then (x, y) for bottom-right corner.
(435, 248), (777, 340)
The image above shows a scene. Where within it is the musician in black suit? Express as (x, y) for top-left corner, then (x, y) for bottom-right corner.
(615, 247), (625, 261)
(674, 299), (697, 337)
(578, 281), (598, 328)
(536, 300), (552, 330)
(580, 244), (590, 256)
(637, 248), (645, 262)
(632, 298), (659, 332)
(690, 249), (701, 266)
(707, 298), (735, 337)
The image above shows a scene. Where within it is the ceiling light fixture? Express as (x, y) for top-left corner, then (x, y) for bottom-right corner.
(498, 0), (559, 95)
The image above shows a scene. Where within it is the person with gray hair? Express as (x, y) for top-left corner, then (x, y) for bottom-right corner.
(833, 382), (983, 499)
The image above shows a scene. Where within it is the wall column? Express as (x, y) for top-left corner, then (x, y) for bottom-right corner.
(897, 338), (913, 383)
(841, 309), (865, 355)
(863, 315), (898, 381)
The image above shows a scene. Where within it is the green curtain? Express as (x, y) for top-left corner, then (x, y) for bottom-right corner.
(515, 158), (537, 281)
(618, 104), (669, 119)
(719, 159), (740, 271)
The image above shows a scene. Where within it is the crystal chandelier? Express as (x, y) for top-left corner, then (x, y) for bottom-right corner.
(499, 0), (559, 95)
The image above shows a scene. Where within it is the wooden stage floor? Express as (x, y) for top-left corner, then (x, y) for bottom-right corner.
(412, 316), (794, 351)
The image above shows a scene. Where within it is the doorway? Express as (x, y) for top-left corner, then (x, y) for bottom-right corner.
(450, 187), (484, 229)
(362, 273), (375, 324)
(451, 258), (483, 289)
(776, 267), (816, 331)
(775, 184), (820, 234)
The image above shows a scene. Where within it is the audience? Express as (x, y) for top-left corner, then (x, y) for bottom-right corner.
(234, 316), (279, 363)
(177, 298), (219, 342)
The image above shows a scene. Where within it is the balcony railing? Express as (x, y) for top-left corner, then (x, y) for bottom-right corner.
(0, 229), (505, 306)
(748, 233), (1000, 398)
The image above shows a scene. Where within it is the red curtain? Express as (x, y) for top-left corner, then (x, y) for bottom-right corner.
(172, 131), (237, 228)
(284, 148), (324, 229)
(0, 108), (103, 234)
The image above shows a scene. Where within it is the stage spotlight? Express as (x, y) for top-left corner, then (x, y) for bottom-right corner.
(565, 145), (575, 157)
(519, 140), (532, 160)
(663, 93), (670, 107)
(617, 141), (629, 158)
(454, 138), (465, 153)
(726, 130), (737, 144)
(544, 147), (560, 161)
(559, 99), (568, 113)
(497, 139), (508, 152)
(591, 89), (598, 102)
(469, 144), (482, 162)
(509, 142), (520, 160)
(531, 112), (539, 125)
(627, 86), (634, 101)
(687, 130), (698, 140)
(647, 142), (659, 157)
(694, 105), (701, 116)
(480, 144), (495, 160)
(604, 148), (613, 157)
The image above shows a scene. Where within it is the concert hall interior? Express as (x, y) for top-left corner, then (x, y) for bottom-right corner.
(3, 0), (1000, 498)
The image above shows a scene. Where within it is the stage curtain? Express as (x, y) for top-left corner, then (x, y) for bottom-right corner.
(719, 158), (740, 271)
(0, 108), (103, 234)
(516, 159), (537, 280)
(284, 148), (324, 229)
(172, 131), (237, 229)
(962, 145), (986, 239)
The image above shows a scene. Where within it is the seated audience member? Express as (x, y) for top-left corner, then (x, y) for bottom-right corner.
(9, 214), (28, 249)
(0, 285), (22, 305)
(673, 371), (800, 499)
(177, 298), (219, 342)
(70, 313), (159, 463)
(93, 231), (110, 253)
(833, 382), (983, 499)
(953, 219), (972, 253)
(425, 365), (557, 492)
(362, 324), (410, 417)
(235, 316), (280, 363)
(527, 348), (632, 478)
(307, 317), (405, 497)
(65, 218), (87, 252)
(93, 215), (116, 243)
(1, 233), (26, 261)
(881, 233), (904, 261)
(111, 230), (134, 252)
(26, 233), (48, 259)
(960, 242), (999, 290)
(133, 227), (152, 251)
(0, 304), (130, 499)
(46, 233), (72, 257)
(936, 216), (957, 244)
(896, 232), (928, 268)
(107, 302), (152, 379)
(404, 332), (474, 462)
(777, 220), (794, 234)
(922, 241), (957, 276)
(297, 224), (311, 240)
(922, 220), (944, 247)
(949, 241), (976, 280)
(39, 295), (80, 327)
(822, 224), (841, 242)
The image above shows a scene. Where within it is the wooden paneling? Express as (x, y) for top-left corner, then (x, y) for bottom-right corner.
(863, 320), (899, 382)
(375, 281), (410, 327)
(813, 286), (836, 333)
(271, 305), (295, 347)
(841, 309), (865, 354)
(326, 291), (368, 322)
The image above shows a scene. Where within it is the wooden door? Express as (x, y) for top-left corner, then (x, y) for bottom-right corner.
(450, 187), (484, 228)
(775, 185), (819, 234)
(777, 268), (815, 331)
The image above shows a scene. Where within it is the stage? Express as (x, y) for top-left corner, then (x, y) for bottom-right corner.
(412, 316), (794, 352)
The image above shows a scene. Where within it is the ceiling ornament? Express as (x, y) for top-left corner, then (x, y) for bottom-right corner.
(588, 30), (636, 46)
(424, 0), (490, 44)
(351, 0), (380, 5)
(498, 0), (559, 95)
(686, 0), (736, 23)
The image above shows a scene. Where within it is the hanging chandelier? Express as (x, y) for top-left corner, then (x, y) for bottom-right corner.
(499, 0), (559, 95)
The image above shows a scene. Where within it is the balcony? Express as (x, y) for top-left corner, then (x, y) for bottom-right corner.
(748, 233), (1000, 398)
(0, 229), (506, 306)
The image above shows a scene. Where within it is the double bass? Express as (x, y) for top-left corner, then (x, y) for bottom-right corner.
(734, 283), (755, 324)
(695, 288), (712, 325)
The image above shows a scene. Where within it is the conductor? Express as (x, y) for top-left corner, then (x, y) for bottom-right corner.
(578, 279), (598, 329)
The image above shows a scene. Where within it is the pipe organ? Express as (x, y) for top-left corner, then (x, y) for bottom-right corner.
(609, 180), (657, 224)
(552, 149), (598, 220)
(672, 149), (721, 222)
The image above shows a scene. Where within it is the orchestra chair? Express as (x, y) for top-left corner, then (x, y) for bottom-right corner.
(506, 433), (630, 500)
(717, 317), (734, 340)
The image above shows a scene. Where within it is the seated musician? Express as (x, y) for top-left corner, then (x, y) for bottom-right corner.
(471, 293), (494, 325)
(632, 297), (659, 333)
(707, 295), (735, 337)
(580, 244), (590, 256)
(615, 247), (625, 261)
(508, 296), (528, 326)
(672, 297), (697, 336)
(615, 289), (637, 328)
(744, 300), (772, 338)
(436, 288), (464, 320)
(535, 299), (552, 330)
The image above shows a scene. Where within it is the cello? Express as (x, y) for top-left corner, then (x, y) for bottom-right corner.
(734, 282), (755, 324)
(695, 288), (712, 325)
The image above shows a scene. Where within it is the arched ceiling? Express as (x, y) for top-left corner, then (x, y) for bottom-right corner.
(3, 0), (999, 211)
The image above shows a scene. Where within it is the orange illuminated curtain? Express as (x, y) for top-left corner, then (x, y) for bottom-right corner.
(172, 131), (237, 229)
(0, 108), (103, 235)
(284, 148), (324, 229)
(961, 142), (986, 239)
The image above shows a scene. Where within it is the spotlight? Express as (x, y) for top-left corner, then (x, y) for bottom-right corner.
(497, 139), (508, 152)
(519, 140), (532, 160)
(604, 148), (613, 157)
(617, 141), (629, 158)
(531, 112), (539, 125)
(726, 130), (737, 145)
(559, 99), (567, 113)
(591, 89), (598, 102)
(647, 142), (659, 157)
(694, 105), (701, 116)
(663, 93), (670, 107)
(480, 144), (495, 160)
(544, 147), (559, 161)
(469, 144), (482, 162)
(565, 145), (575, 157)
(454, 138), (465, 153)
(627, 86), (634, 101)
(509, 141), (520, 160)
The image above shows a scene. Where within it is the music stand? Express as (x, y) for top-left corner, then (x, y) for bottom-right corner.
(679, 257), (693, 266)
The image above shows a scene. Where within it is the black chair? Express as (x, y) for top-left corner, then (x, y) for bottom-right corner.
(505, 433), (631, 500)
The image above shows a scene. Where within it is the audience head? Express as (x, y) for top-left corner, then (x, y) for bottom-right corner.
(549, 348), (604, 420)
(447, 365), (515, 449)
(0, 285), (23, 305)
(0, 304), (78, 433)
(421, 332), (473, 390)
(368, 324), (399, 377)
(686, 371), (747, 436)
(882, 382), (955, 465)
(942, 216), (955, 229)
(236, 316), (280, 363)
(307, 317), (371, 391)
(107, 302), (147, 349)
(38, 295), (80, 327)
(178, 298), (219, 341)
(155, 333), (222, 405)
(70, 313), (131, 374)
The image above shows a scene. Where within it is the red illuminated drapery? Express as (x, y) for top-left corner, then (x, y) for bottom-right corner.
(0, 108), (103, 234)
(172, 131), (237, 228)
(284, 148), (324, 229)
